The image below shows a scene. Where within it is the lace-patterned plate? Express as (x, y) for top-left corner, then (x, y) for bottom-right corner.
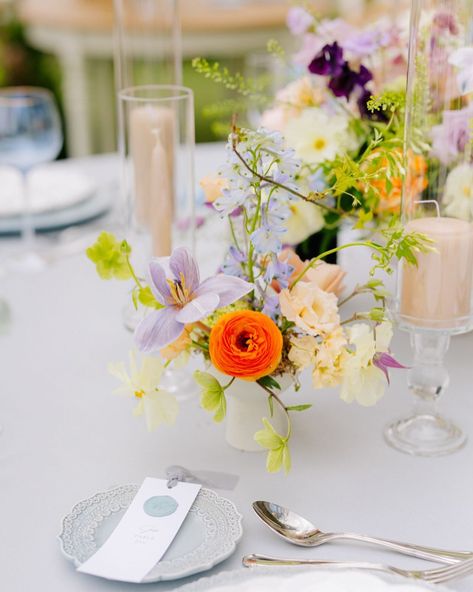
(58, 484), (243, 583)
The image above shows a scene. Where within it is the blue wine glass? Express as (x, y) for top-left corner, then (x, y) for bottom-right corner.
(0, 87), (63, 270)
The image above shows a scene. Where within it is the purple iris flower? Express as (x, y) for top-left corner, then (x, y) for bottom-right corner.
(373, 352), (407, 384)
(308, 42), (344, 77)
(308, 42), (373, 102)
(329, 63), (373, 100)
(134, 247), (253, 352)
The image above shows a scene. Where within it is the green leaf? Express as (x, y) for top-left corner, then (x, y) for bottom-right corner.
(194, 370), (222, 392)
(266, 446), (284, 473)
(86, 232), (132, 280)
(266, 441), (291, 474)
(286, 404), (312, 412)
(257, 376), (281, 390)
(138, 286), (163, 309)
(369, 307), (386, 322)
(194, 370), (227, 423)
(267, 395), (274, 417)
(254, 418), (282, 450)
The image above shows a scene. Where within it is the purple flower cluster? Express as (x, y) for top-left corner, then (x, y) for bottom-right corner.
(308, 42), (373, 115)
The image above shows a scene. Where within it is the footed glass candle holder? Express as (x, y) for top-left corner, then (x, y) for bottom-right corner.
(386, 0), (473, 456)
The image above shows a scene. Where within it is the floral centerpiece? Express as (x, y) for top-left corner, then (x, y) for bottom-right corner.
(194, 7), (420, 259)
(87, 122), (429, 473)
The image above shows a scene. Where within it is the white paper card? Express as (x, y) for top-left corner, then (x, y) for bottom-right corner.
(77, 478), (201, 582)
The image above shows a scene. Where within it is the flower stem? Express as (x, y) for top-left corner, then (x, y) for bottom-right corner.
(125, 252), (144, 290)
(231, 143), (336, 213)
(258, 382), (292, 440)
(289, 241), (384, 289)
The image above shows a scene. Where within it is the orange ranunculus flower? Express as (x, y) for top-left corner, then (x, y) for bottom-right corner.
(209, 310), (283, 382)
(363, 150), (428, 214)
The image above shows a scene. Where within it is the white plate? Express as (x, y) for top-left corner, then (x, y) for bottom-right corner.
(175, 566), (449, 592)
(0, 187), (113, 235)
(0, 165), (96, 216)
(58, 484), (243, 583)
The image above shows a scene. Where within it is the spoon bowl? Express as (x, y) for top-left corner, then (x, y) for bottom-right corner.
(252, 500), (473, 563)
(252, 501), (326, 547)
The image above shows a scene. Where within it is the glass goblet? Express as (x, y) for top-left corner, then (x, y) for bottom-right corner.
(0, 87), (63, 270)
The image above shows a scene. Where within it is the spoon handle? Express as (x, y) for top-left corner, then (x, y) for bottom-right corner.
(330, 533), (472, 565)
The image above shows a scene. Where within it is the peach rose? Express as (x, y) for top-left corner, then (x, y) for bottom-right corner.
(274, 248), (345, 296)
(279, 280), (340, 337)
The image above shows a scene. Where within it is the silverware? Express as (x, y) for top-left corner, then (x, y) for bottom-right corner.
(242, 554), (473, 584)
(253, 501), (472, 565)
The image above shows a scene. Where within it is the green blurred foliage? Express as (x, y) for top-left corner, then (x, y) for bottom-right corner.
(0, 10), (66, 156)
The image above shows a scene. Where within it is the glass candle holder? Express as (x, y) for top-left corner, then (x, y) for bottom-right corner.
(113, 0), (182, 90)
(386, 0), (473, 456)
(119, 84), (195, 254)
(119, 84), (196, 397)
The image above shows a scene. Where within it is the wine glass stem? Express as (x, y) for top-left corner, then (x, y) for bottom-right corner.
(408, 330), (450, 413)
(20, 170), (35, 251)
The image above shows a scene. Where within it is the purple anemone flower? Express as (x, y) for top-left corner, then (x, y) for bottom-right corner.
(373, 352), (407, 384)
(308, 42), (344, 77)
(134, 247), (253, 352)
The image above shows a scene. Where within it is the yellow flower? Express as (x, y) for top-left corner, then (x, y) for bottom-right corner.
(279, 281), (340, 337)
(312, 327), (348, 388)
(340, 322), (393, 406)
(108, 351), (179, 430)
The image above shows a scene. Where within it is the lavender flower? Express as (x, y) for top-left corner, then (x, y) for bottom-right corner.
(222, 245), (247, 278)
(135, 248), (253, 352)
(251, 224), (283, 254)
(286, 6), (313, 35)
(431, 105), (473, 165)
(264, 255), (294, 288)
(262, 292), (281, 320)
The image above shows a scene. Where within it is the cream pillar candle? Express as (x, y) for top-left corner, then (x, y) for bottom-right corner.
(128, 105), (175, 232)
(149, 130), (173, 256)
(400, 217), (473, 327)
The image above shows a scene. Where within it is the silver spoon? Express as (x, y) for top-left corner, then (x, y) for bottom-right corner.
(253, 501), (472, 564)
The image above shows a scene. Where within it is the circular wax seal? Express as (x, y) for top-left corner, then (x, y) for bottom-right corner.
(143, 495), (179, 517)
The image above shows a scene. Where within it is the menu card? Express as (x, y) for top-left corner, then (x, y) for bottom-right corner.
(77, 478), (201, 582)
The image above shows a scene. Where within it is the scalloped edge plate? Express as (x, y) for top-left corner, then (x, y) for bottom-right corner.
(58, 484), (243, 583)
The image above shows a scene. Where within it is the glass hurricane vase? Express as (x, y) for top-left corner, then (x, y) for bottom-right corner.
(386, 0), (473, 456)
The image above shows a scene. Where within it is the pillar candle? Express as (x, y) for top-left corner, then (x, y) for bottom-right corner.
(128, 105), (175, 254)
(400, 217), (473, 328)
(149, 130), (173, 256)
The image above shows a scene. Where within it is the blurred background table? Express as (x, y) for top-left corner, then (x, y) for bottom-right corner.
(18, 0), (298, 157)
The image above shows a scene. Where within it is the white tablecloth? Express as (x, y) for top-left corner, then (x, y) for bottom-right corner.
(1, 144), (473, 591)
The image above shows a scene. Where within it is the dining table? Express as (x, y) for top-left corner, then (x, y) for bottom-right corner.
(1, 142), (473, 591)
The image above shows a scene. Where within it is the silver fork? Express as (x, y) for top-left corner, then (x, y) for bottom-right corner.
(242, 554), (473, 584)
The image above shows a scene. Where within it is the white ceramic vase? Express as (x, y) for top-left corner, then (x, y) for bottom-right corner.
(223, 375), (291, 452)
